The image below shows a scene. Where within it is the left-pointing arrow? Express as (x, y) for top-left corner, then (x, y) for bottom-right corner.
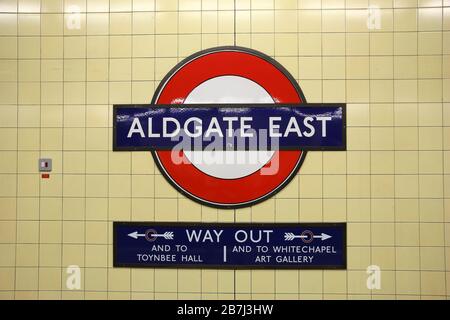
(128, 231), (145, 239)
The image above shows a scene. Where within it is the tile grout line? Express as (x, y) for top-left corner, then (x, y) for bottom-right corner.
(2, 6), (450, 14)
(368, 0), (372, 301)
(37, 0), (42, 300)
(59, 0), (66, 300)
(84, 0), (88, 300)
(416, 4), (422, 300)
(440, 3), (447, 300)
(106, 0), (111, 300)
(344, 0), (348, 300)
(392, 0), (397, 299)
(13, 0), (18, 300)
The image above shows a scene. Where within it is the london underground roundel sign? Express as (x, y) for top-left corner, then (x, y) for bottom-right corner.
(154, 47), (305, 208)
(114, 47), (346, 209)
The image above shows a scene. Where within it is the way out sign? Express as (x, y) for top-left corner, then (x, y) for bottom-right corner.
(114, 222), (346, 269)
(113, 46), (346, 209)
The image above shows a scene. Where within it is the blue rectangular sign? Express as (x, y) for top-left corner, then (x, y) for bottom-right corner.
(113, 222), (346, 269)
(113, 104), (346, 151)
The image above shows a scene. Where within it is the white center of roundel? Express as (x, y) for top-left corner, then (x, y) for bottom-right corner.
(183, 75), (275, 180)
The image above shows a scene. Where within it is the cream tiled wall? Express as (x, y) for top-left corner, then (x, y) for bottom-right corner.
(0, 0), (449, 300)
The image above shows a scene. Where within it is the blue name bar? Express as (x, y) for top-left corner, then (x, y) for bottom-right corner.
(113, 104), (346, 151)
(113, 222), (346, 269)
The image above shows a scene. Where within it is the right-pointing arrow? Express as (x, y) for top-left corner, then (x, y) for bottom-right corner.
(284, 232), (332, 241)
(318, 233), (332, 241)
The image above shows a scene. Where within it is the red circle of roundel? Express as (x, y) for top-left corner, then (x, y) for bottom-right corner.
(151, 47), (307, 209)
